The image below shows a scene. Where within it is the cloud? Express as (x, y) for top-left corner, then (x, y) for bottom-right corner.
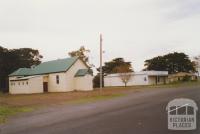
(159, 0), (200, 20)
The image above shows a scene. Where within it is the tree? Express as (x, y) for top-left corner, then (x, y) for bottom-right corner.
(97, 58), (133, 74)
(68, 46), (90, 64)
(93, 73), (103, 88)
(0, 46), (9, 91)
(144, 56), (167, 71)
(113, 65), (132, 87)
(94, 57), (133, 88)
(144, 52), (196, 74)
(0, 46), (43, 92)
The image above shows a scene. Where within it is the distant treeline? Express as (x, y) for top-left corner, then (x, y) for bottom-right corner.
(144, 52), (196, 74)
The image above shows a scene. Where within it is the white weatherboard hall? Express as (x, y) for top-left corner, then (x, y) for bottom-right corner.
(104, 71), (168, 87)
(9, 57), (93, 94)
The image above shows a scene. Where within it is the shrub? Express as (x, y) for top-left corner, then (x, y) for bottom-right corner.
(182, 75), (191, 82)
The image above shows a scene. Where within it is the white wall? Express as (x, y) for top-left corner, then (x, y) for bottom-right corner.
(197, 68), (200, 76)
(104, 76), (124, 87)
(128, 74), (149, 86)
(9, 59), (93, 94)
(66, 59), (88, 91)
(148, 76), (166, 85)
(104, 74), (168, 87)
(9, 79), (29, 94)
(9, 76), (43, 94)
(148, 76), (156, 85)
(48, 59), (88, 92)
(30, 76), (43, 93)
(48, 72), (68, 92)
(75, 75), (93, 91)
(104, 74), (149, 87)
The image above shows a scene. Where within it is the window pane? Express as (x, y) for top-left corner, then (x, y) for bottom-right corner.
(187, 106), (194, 115)
(177, 106), (186, 115)
(56, 75), (59, 84)
(169, 106), (176, 115)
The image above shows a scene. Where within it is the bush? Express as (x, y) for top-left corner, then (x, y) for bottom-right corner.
(93, 73), (104, 88)
(182, 75), (191, 82)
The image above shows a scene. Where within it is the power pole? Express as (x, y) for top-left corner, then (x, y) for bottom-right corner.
(100, 34), (103, 90)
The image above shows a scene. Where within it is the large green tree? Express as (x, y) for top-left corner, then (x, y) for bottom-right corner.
(144, 52), (196, 74)
(0, 46), (43, 92)
(94, 58), (133, 88)
(98, 58), (133, 74)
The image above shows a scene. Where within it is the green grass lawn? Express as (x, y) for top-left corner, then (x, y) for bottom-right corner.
(0, 106), (34, 124)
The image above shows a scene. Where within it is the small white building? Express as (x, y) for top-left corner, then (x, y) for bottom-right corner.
(9, 57), (93, 94)
(104, 71), (168, 87)
(197, 67), (200, 77)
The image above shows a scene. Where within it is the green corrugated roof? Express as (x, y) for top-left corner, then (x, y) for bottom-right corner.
(75, 69), (92, 77)
(9, 57), (78, 76)
(9, 68), (32, 76)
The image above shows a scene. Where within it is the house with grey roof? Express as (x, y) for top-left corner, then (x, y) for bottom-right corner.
(9, 57), (93, 94)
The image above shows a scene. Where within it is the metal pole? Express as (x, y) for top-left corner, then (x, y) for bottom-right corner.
(100, 34), (103, 90)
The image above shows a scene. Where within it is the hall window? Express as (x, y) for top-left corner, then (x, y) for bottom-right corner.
(56, 75), (59, 84)
(157, 76), (160, 82)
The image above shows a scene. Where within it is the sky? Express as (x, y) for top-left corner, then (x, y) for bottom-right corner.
(0, 0), (200, 71)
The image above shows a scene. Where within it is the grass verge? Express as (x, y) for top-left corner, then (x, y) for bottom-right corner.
(147, 80), (200, 89)
(0, 106), (34, 124)
(0, 93), (125, 124)
(67, 93), (125, 104)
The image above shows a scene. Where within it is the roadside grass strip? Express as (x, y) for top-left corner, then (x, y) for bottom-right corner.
(0, 106), (33, 124)
(68, 93), (125, 104)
